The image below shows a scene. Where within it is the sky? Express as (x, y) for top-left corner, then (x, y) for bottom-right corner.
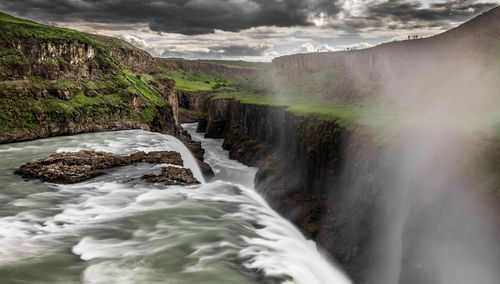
(0, 0), (498, 62)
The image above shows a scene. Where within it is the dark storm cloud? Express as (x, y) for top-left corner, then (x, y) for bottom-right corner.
(0, 0), (340, 35)
(324, 0), (498, 32)
(366, 0), (497, 26)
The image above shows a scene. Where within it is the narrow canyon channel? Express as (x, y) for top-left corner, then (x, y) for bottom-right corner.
(0, 124), (350, 284)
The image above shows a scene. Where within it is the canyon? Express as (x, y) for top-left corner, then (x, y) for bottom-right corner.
(174, 7), (500, 283)
(1, 7), (499, 283)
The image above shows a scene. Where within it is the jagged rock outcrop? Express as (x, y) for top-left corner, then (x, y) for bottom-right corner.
(86, 34), (158, 75)
(16, 150), (184, 184)
(177, 90), (212, 123)
(143, 166), (200, 185)
(0, 33), (158, 81)
(0, 39), (97, 81)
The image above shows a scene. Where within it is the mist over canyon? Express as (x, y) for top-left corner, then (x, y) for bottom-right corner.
(0, 2), (499, 284)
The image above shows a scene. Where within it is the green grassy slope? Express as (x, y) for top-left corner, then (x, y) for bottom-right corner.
(0, 12), (90, 42)
(156, 68), (238, 92)
(0, 12), (173, 138)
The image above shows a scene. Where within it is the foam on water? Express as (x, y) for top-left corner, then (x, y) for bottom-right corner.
(0, 128), (350, 283)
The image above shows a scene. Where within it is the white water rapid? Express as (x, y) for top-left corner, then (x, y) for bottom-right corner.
(0, 125), (350, 284)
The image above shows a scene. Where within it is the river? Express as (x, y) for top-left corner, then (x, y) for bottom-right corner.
(0, 123), (350, 284)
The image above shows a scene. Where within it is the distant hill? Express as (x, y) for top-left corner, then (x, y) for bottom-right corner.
(198, 60), (271, 70)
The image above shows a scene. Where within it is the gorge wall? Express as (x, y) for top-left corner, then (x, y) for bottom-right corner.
(196, 98), (382, 280)
(272, 7), (500, 78)
(184, 11), (500, 281)
(192, 93), (500, 283)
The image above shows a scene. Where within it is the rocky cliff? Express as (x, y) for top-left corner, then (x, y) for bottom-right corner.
(0, 12), (216, 179)
(198, 98), (375, 279)
(272, 7), (500, 78)
(195, 96), (500, 283)
(187, 10), (500, 278)
(0, 12), (178, 143)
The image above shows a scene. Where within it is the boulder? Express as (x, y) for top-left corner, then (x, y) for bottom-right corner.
(143, 166), (200, 185)
(129, 151), (183, 166)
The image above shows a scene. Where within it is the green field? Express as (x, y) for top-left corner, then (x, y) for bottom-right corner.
(159, 69), (238, 92)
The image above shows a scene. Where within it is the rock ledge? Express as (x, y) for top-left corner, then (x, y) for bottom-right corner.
(15, 150), (196, 184)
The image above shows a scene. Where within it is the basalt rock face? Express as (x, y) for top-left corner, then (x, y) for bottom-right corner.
(272, 7), (500, 78)
(0, 119), (150, 144)
(0, 39), (97, 81)
(177, 91), (212, 123)
(0, 33), (157, 81)
(201, 98), (381, 279)
(201, 97), (500, 282)
(202, 97), (494, 282)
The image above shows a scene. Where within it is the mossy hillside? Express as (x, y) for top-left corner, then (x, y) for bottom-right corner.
(123, 71), (166, 106)
(465, 124), (500, 198)
(0, 12), (138, 78)
(205, 65), (393, 138)
(156, 67), (238, 92)
(180, 107), (201, 116)
(0, 12), (91, 43)
(0, 12), (130, 53)
(211, 91), (397, 133)
(0, 70), (171, 133)
(0, 48), (30, 67)
(0, 12), (175, 135)
(239, 67), (378, 102)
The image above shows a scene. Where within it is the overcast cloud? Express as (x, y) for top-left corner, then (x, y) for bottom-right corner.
(0, 0), (497, 61)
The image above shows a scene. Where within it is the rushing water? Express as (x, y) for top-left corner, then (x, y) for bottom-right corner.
(0, 124), (350, 284)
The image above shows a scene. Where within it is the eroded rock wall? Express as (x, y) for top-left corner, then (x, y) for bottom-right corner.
(200, 98), (382, 280)
(0, 39), (97, 80)
(272, 7), (500, 77)
(199, 97), (500, 283)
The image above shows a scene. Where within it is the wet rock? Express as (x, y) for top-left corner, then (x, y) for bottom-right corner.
(178, 134), (204, 161)
(197, 159), (215, 179)
(177, 131), (214, 180)
(15, 150), (128, 184)
(143, 166), (200, 185)
(16, 150), (183, 184)
(129, 151), (183, 166)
